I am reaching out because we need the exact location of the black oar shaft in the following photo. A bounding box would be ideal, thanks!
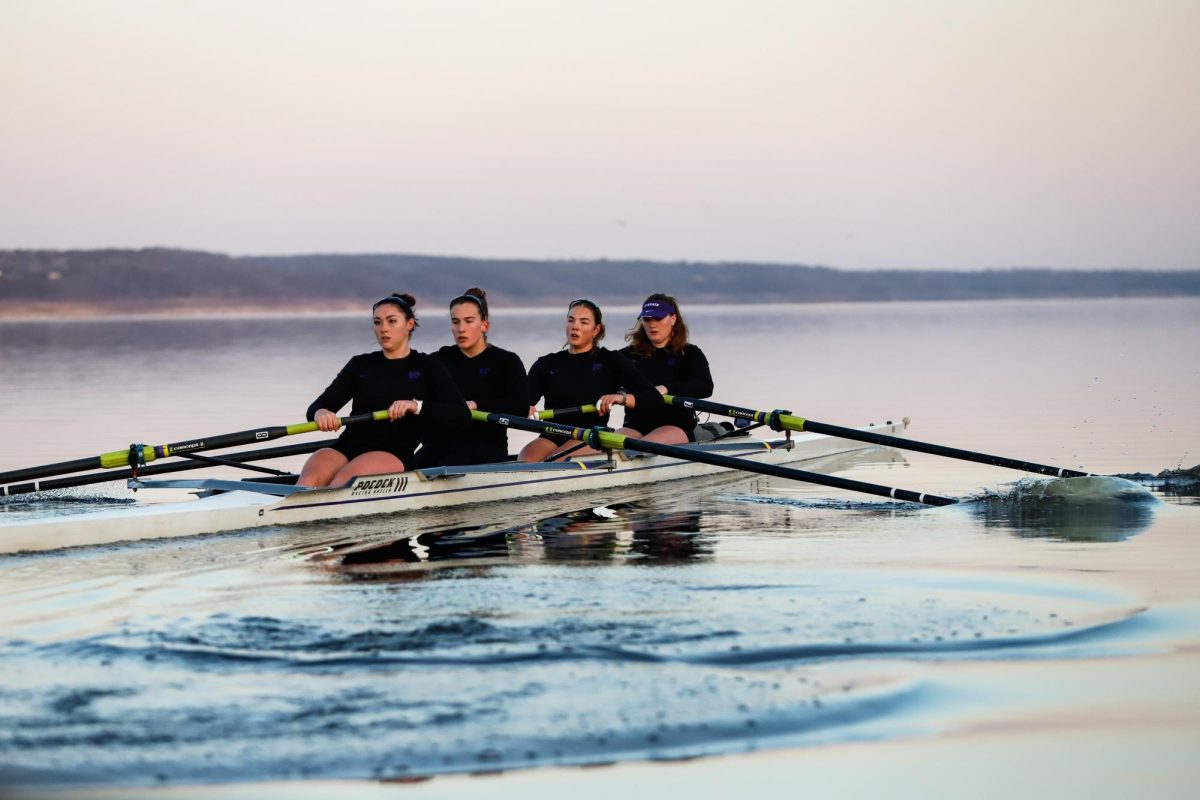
[802,419,1089,478]
[1,440,328,497]
[0,455,105,485]
[471,410,956,507]
[666,396,1091,479]
[0,410,387,484]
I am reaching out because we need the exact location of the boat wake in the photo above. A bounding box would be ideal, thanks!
[0,585,1150,787]
[40,603,1143,670]
[720,494,919,512]
[0,490,134,525]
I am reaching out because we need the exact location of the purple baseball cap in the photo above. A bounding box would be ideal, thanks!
[639,299,675,319]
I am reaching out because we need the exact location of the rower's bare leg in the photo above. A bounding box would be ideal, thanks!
[519,437,561,462]
[330,452,406,486]
[641,425,689,445]
[616,425,688,445]
[297,448,348,487]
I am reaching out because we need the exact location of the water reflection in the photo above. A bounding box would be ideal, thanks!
[312,525,511,580]
[311,502,710,578]
[629,509,708,564]
[969,494,1159,542]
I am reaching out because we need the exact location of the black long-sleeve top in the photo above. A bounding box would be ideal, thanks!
[306,350,470,466]
[527,346,663,431]
[419,344,529,466]
[618,344,713,434]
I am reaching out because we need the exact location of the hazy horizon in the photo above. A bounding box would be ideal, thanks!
[2,1,1197,271]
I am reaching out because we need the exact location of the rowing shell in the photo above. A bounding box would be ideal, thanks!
[0,420,907,555]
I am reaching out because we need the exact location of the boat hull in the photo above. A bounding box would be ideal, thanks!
[1,422,906,554]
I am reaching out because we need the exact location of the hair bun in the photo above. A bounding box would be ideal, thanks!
[395,292,417,308]
[463,287,486,300]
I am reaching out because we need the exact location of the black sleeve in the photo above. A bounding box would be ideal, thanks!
[494,351,531,415]
[668,345,714,399]
[419,356,471,427]
[609,349,664,411]
[527,356,547,408]
[306,357,358,420]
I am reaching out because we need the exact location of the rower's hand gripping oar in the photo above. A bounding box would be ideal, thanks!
[0,410,390,487]
[472,409,957,507]
[665,395,1093,479]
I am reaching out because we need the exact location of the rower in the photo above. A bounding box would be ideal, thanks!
[415,288,529,467]
[613,293,714,445]
[520,299,663,462]
[297,292,470,487]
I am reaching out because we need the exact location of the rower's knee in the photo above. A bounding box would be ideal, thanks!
[331,452,406,486]
[519,439,555,462]
[297,448,347,487]
[645,426,688,445]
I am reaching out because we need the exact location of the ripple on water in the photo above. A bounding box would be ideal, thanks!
[0,563,1150,787]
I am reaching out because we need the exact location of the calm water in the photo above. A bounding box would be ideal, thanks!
[0,298,1198,790]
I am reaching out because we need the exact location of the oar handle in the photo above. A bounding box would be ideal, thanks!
[665,395,1092,479]
[535,404,599,421]
[277,410,390,438]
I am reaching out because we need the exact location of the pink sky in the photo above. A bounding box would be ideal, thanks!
[1,0,1197,269]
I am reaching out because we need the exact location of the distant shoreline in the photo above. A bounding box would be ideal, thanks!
[0,299,366,320]
[3,294,1198,322]
[2,248,1197,318]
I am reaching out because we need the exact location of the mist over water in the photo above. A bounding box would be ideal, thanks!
[1,298,1198,789]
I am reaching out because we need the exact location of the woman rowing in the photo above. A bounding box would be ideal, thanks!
[615,293,713,444]
[520,298,662,462]
[297,293,470,487]
[416,288,529,466]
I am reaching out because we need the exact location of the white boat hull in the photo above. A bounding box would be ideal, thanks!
[1,422,907,554]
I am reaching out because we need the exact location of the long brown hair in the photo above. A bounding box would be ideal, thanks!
[625,292,688,356]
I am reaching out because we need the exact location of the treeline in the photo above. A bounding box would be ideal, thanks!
[1,248,1197,314]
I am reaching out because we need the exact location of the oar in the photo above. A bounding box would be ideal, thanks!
[471,409,957,507]
[1,441,330,497]
[0,411,390,485]
[536,404,598,420]
[533,404,601,462]
[665,395,1092,479]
